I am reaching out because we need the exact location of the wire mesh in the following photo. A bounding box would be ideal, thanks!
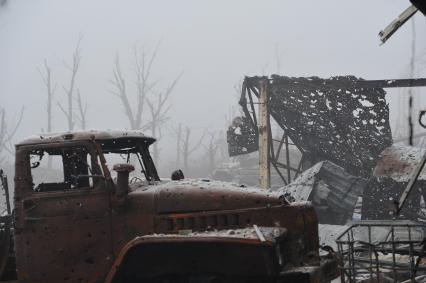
[337,221,426,283]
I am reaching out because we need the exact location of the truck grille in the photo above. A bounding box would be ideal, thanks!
[164,213,240,232]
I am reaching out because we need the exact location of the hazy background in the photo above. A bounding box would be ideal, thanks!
[1,0,426,176]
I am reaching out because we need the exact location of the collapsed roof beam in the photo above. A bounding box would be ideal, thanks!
[357,78,426,89]
[264,78,426,90]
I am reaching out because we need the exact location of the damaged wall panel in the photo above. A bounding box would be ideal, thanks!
[230,75,393,178]
[361,145,426,220]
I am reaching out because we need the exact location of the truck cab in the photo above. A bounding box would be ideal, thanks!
[7,130,335,283]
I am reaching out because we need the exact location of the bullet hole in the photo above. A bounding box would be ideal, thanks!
[85,257,95,264]
[87,233,92,238]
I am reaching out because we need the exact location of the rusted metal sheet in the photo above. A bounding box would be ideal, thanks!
[373,144,426,182]
[8,130,333,282]
[105,226,335,283]
[104,227,287,283]
[280,161,367,225]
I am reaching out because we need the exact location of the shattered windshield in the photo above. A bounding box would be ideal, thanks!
[99,139,159,183]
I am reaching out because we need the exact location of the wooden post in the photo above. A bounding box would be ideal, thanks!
[259,79,270,189]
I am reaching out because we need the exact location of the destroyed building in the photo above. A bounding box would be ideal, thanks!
[224,75,426,224]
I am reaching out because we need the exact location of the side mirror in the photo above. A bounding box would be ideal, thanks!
[171,169,184,180]
[113,163,135,197]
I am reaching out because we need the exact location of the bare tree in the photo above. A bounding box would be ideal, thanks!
[109,44,159,130]
[202,131,221,173]
[38,59,57,168]
[58,38,82,131]
[38,59,56,134]
[0,107,24,165]
[76,89,88,130]
[174,123,182,168]
[180,126,205,174]
[146,73,182,164]
[109,43,183,165]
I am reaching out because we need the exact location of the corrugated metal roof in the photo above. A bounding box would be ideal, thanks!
[279,161,367,224]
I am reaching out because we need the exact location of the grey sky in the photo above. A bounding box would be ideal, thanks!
[1,1,426,163]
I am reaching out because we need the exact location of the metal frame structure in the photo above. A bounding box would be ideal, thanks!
[239,76,426,188]
[336,221,426,283]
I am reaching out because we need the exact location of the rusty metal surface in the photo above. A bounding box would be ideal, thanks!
[104,226,326,283]
[104,227,285,283]
[135,179,284,214]
[373,144,426,182]
[16,130,155,146]
[0,216,12,281]
[10,130,328,283]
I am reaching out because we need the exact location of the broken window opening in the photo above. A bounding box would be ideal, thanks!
[99,141,159,185]
[30,145,98,192]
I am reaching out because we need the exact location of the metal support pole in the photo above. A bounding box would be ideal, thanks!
[259,79,270,189]
[285,133,291,183]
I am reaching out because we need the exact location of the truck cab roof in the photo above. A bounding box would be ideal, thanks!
[16,130,156,148]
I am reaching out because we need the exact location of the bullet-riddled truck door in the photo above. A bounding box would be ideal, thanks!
[16,142,113,283]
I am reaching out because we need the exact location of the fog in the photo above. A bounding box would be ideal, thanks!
[1,0,426,176]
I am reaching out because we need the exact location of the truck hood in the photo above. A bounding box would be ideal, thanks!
[128,179,285,214]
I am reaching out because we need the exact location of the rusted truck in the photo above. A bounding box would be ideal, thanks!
[0,130,336,283]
